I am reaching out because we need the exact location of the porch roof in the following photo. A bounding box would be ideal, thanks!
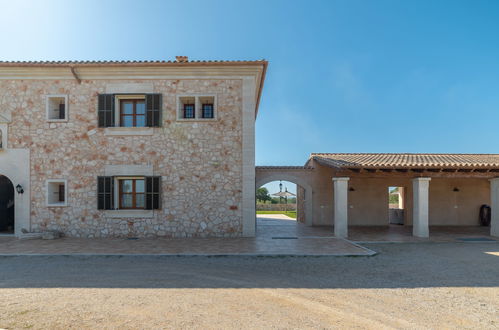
[310,153,499,171]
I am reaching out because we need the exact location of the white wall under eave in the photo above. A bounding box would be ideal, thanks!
[0,147,30,236]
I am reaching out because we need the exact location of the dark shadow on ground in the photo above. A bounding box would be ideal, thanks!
[0,243,498,289]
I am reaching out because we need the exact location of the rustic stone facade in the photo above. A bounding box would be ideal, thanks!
[0,75,252,238]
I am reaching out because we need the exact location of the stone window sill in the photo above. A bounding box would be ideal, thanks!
[176,118,218,122]
[47,119,69,123]
[47,203,68,208]
[104,127,154,136]
[104,210,154,218]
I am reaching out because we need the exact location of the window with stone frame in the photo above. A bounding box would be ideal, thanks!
[120,99,146,127]
[119,178,145,209]
[46,180,67,207]
[177,95,216,120]
[46,95,68,121]
[98,94,162,128]
[97,176,161,210]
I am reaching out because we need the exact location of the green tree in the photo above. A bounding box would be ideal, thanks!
[256,187,271,203]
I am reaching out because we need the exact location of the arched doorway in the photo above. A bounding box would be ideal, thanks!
[0,175,15,234]
[256,174,313,226]
[257,180,298,221]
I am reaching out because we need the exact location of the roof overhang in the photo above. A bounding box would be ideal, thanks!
[309,153,499,174]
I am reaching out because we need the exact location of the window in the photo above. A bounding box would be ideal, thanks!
[201,104,214,118]
[177,95,216,120]
[46,180,67,207]
[98,94,162,128]
[199,96,215,119]
[46,95,68,121]
[119,178,145,209]
[184,103,195,119]
[120,99,146,127]
[97,176,161,210]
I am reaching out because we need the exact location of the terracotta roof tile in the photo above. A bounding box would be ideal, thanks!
[0,59,267,66]
[310,153,499,169]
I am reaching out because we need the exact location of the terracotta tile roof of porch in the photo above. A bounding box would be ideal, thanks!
[310,153,499,170]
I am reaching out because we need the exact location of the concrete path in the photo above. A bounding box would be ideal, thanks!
[0,215,374,257]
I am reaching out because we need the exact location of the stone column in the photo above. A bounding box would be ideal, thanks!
[333,177,349,238]
[412,177,431,238]
[489,178,499,237]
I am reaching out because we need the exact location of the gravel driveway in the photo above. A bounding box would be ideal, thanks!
[1,242,498,329]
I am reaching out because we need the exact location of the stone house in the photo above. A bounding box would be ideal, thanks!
[0,57,267,238]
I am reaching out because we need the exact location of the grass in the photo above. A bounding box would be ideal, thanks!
[256,210,297,219]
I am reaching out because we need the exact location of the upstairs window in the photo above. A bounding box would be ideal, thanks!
[200,96,215,119]
[177,95,216,120]
[46,95,68,121]
[98,94,162,128]
[202,104,214,119]
[120,99,146,127]
[183,103,195,119]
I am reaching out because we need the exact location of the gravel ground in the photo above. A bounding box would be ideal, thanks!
[0,242,498,329]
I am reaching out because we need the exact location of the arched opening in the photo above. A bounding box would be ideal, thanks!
[257,180,298,223]
[255,172,314,239]
[0,175,15,234]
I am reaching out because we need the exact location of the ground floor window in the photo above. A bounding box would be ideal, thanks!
[98,176,161,210]
[119,178,145,209]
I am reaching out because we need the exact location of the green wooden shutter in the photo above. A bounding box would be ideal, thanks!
[97,176,114,210]
[98,94,115,127]
[145,176,161,210]
[146,94,162,127]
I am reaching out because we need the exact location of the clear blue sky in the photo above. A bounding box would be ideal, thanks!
[1,0,499,175]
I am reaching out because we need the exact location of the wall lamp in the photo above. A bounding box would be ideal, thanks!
[453,187,460,192]
[16,184,24,194]
[349,187,355,192]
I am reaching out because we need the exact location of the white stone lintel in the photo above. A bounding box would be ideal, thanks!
[412,177,431,182]
[332,177,350,182]
[105,164,153,177]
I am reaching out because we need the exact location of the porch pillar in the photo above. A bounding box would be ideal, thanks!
[490,178,499,237]
[412,177,431,238]
[333,177,349,238]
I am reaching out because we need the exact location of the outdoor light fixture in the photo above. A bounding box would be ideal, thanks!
[16,184,24,194]
[453,187,460,192]
[349,187,355,192]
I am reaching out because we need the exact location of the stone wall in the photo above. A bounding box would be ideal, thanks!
[0,78,244,237]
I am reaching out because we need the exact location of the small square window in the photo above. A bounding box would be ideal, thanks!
[177,95,216,120]
[200,96,215,119]
[178,96,196,119]
[46,180,67,207]
[46,95,68,121]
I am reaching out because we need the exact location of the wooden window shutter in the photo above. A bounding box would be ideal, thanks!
[146,94,162,127]
[98,94,115,127]
[145,176,161,210]
[97,176,114,210]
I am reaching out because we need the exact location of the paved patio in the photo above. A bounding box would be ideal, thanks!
[0,215,374,257]
[348,225,497,243]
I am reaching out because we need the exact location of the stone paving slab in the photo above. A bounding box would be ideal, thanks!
[0,236,375,257]
[0,216,376,257]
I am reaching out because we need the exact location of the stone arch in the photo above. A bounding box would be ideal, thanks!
[0,148,30,236]
[256,171,313,226]
[0,175,14,233]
